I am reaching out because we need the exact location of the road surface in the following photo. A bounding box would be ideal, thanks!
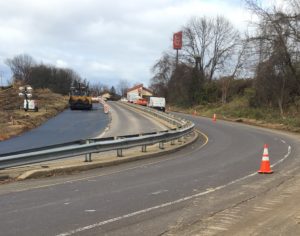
[0,104,109,154]
[0,112,298,236]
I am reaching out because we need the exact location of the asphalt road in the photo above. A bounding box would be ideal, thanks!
[101,102,167,137]
[0,104,109,155]
[0,112,297,236]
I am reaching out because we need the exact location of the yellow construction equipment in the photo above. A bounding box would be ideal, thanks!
[69,84,93,110]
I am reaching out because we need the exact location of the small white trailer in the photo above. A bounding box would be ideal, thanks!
[148,97,166,112]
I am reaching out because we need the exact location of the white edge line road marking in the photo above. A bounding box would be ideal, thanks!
[84,210,96,213]
[151,190,168,195]
[56,144,292,236]
[271,145,291,167]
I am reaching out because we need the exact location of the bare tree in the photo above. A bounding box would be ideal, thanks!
[182,16,240,82]
[117,79,130,97]
[90,82,108,96]
[220,39,249,103]
[150,53,174,97]
[5,54,36,83]
[245,0,300,115]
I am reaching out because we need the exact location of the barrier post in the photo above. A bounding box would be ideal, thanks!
[84,140,89,162]
[117,149,123,157]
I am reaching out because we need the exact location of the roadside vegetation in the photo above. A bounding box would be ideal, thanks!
[1,52,122,141]
[0,51,127,141]
[1,52,93,141]
[150,0,300,132]
[0,85,68,141]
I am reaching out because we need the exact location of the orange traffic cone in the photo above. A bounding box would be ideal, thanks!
[212,113,217,122]
[258,144,273,174]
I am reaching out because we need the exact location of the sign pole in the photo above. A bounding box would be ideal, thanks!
[176,49,179,67]
[173,31,182,68]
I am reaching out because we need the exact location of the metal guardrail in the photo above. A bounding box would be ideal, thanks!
[119,101,188,128]
[0,102,194,169]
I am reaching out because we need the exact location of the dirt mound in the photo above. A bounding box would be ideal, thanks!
[0,85,68,141]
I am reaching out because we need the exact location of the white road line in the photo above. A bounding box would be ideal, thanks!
[151,190,168,195]
[280,139,286,144]
[85,210,96,213]
[56,145,292,236]
[271,146,291,167]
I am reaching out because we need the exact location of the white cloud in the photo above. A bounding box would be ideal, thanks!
[89,62,114,72]
[55,59,68,68]
[0,0,279,86]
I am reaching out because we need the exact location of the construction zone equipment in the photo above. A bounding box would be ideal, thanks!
[258,144,273,174]
[104,104,109,114]
[19,85,38,112]
[212,113,217,122]
[69,84,93,110]
[23,99,38,112]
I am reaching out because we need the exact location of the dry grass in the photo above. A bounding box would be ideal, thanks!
[169,97,300,133]
[0,86,68,141]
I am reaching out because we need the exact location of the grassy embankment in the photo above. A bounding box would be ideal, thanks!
[171,96,300,133]
[0,85,68,141]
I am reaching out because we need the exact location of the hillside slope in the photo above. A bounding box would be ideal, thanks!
[0,85,68,141]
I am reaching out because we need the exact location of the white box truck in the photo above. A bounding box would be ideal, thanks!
[148,97,166,112]
[127,93,140,103]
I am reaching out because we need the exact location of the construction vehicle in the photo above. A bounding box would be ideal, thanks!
[69,84,93,110]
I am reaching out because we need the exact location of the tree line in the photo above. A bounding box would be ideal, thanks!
[5,54,87,95]
[150,0,300,116]
[5,54,131,99]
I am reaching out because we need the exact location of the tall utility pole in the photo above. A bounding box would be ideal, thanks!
[195,56,201,70]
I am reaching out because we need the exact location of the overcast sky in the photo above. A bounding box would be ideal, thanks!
[0,0,281,87]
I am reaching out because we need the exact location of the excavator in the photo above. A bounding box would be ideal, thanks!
[69,84,93,110]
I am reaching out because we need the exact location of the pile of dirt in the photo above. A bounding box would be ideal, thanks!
[0,84,68,141]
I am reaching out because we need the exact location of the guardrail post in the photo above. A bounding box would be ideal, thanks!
[178,137,182,143]
[117,149,123,157]
[84,140,89,162]
[171,140,175,145]
[159,141,164,149]
[142,145,147,152]
[84,140,92,162]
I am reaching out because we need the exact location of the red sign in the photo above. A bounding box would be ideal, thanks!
[173,31,182,49]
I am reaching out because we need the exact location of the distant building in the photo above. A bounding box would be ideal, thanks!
[101,92,111,101]
[126,84,153,102]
